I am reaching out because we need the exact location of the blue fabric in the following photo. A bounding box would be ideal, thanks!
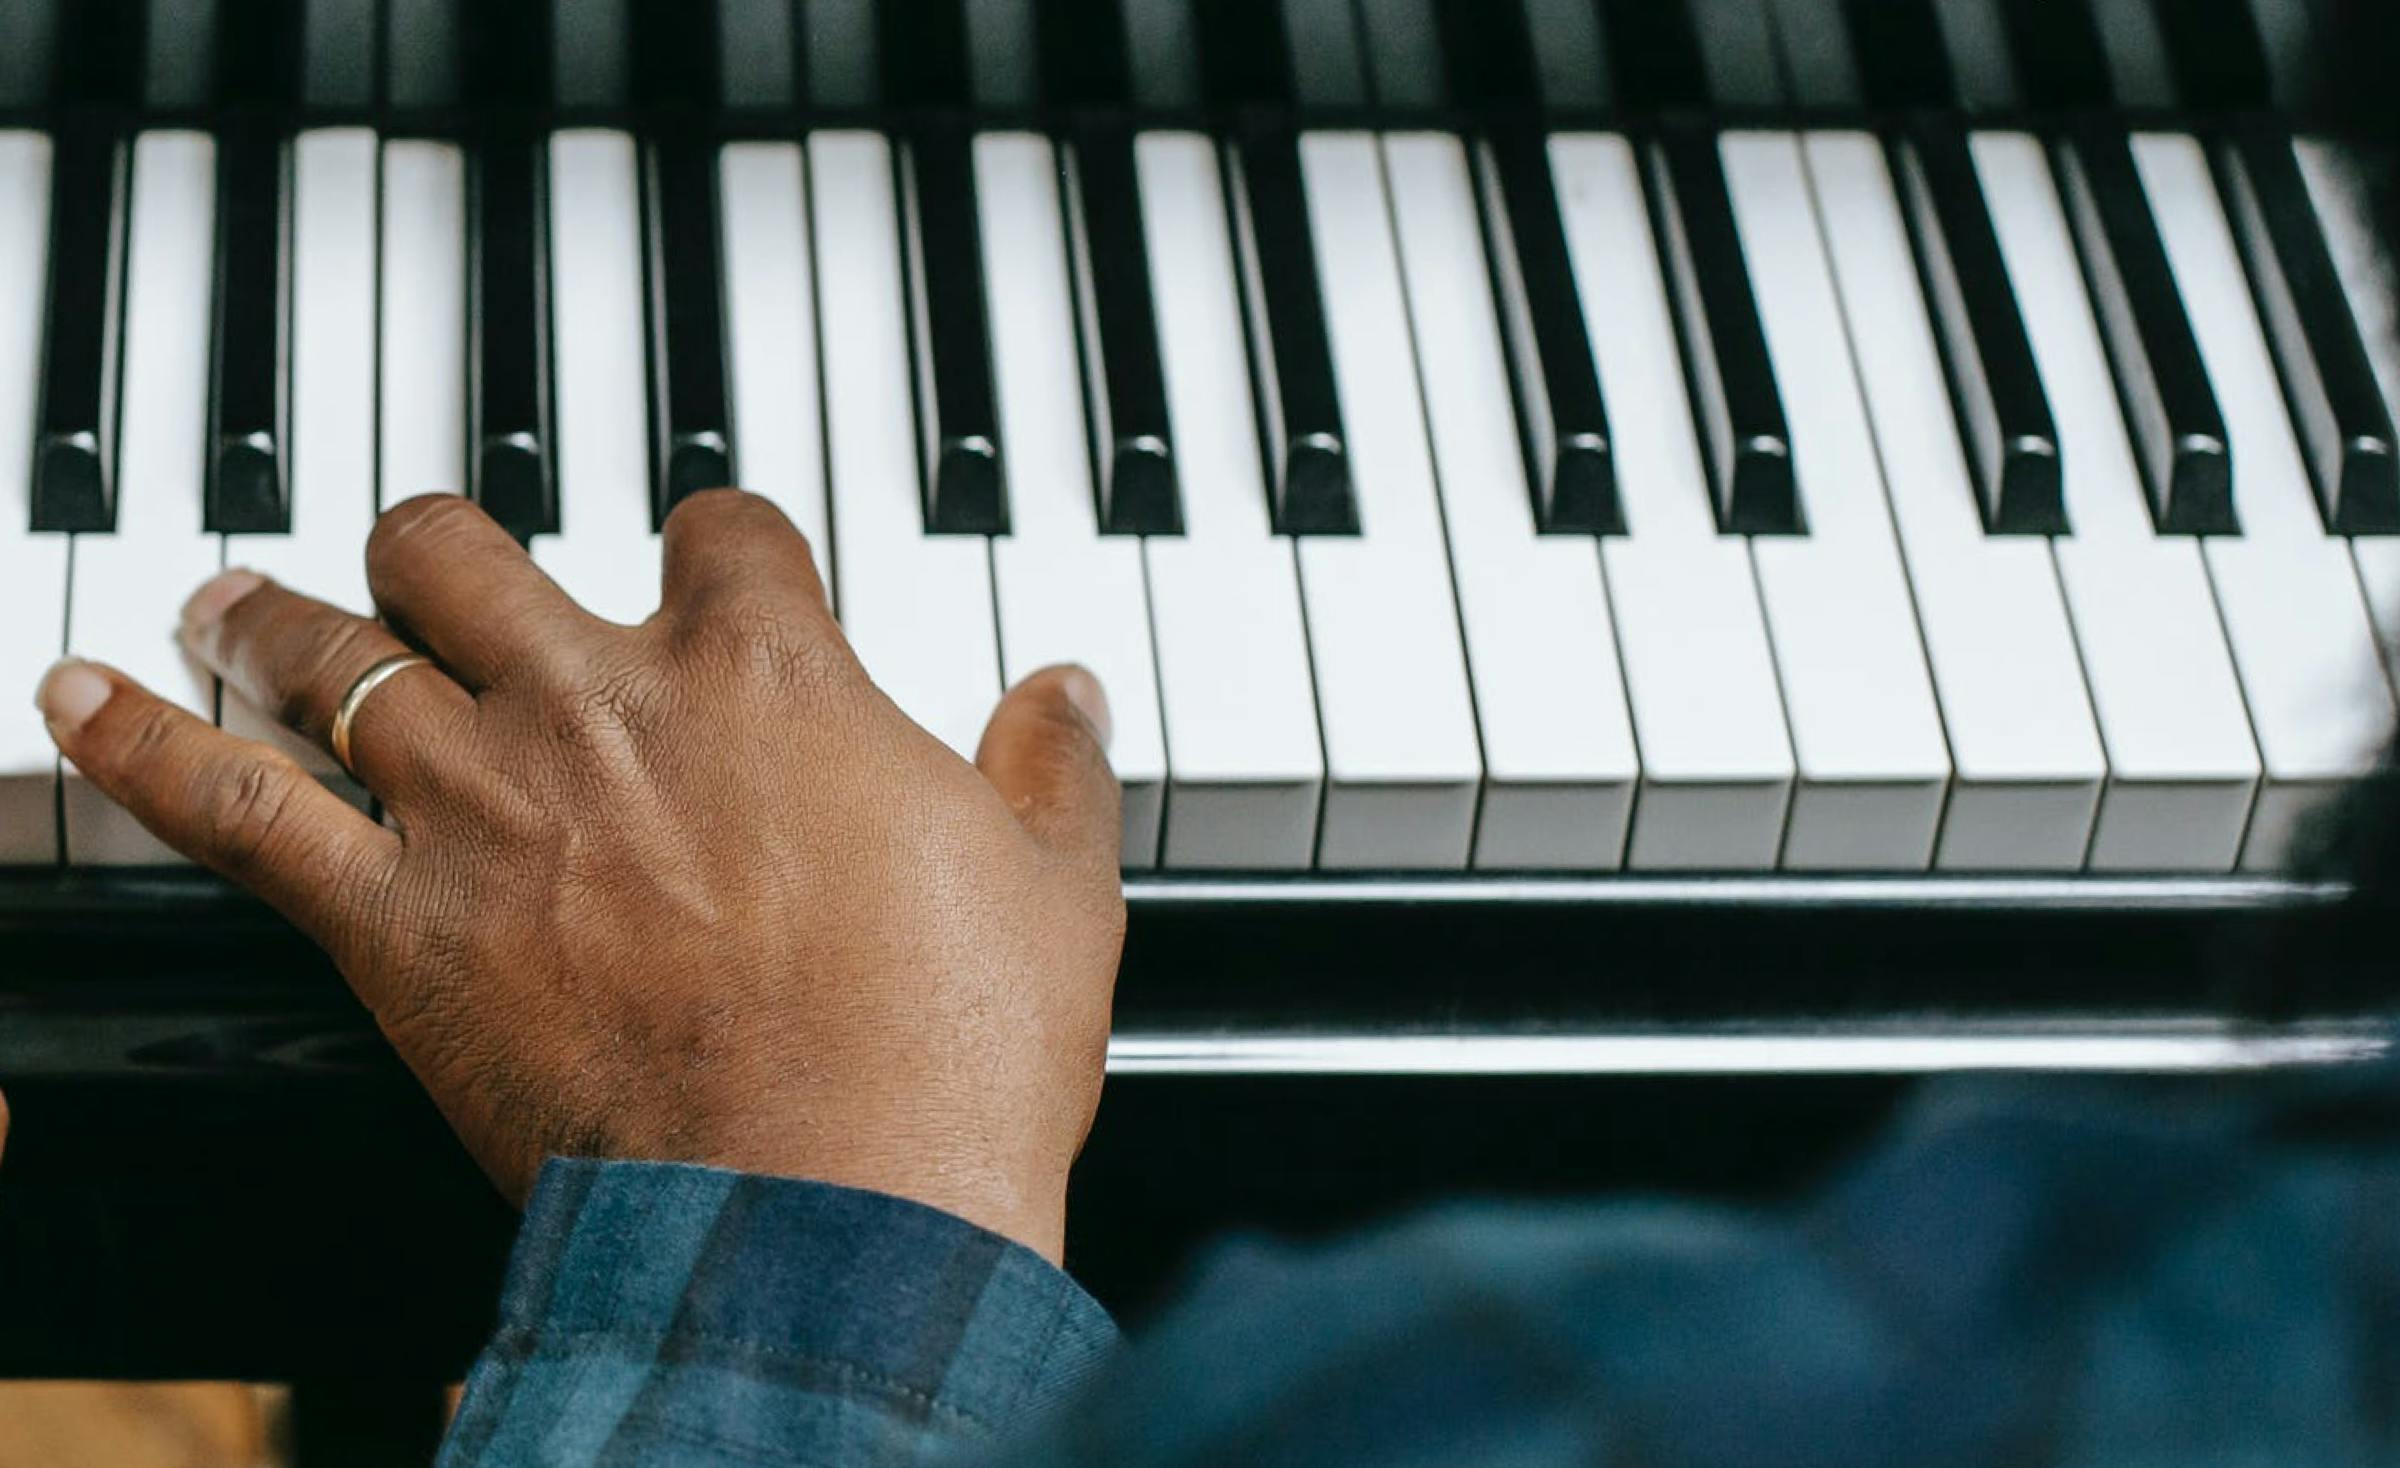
[438,1160,1118,1466]
[444,1073,2400,1466]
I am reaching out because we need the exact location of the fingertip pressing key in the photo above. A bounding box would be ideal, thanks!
[35,658,113,737]
[180,568,267,645]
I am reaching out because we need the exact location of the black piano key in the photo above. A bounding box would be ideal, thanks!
[1839,0,1955,110]
[1992,0,2113,109]
[1894,128,2065,533]
[1227,125,1355,535]
[2153,0,2272,109]
[1035,0,1133,107]
[901,128,1008,535]
[54,0,148,107]
[468,136,555,542]
[1476,128,1621,534]
[207,125,290,534]
[1643,128,1800,536]
[1067,129,1181,534]
[2054,130,2235,535]
[884,0,971,106]
[2218,135,2400,534]
[1429,0,1536,109]
[461,0,551,107]
[1197,0,1295,107]
[643,132,733,523]
[1597,0,1708,111]
[215,0,306,108]
[32,124,128,532]
[631,0,720,108]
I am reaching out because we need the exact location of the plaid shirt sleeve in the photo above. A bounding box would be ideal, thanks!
[437,1159,1118,1467]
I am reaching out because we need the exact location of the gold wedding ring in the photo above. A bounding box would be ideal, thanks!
[330,654,431,776]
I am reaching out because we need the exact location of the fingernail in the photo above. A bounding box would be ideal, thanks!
[35,660,112,735]
[1060,666,1112,751]
[180,568,263,639]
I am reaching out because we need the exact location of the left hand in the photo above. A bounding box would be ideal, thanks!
[34,490,1124,1261]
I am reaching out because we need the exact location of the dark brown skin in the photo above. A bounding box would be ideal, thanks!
[31,490,1123,1262]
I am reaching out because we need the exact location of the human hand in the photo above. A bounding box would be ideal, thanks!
[36,491,1123,1261]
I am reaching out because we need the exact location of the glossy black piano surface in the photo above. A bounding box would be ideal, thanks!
[3,0,2400,1385]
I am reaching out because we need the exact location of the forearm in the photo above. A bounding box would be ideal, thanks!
[440,1159,1118,1467]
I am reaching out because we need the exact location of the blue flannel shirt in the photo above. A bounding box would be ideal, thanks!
[441,1074,2400,1466]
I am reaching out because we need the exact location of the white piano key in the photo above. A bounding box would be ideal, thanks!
[1136,132,1324,869]
[2291,138,2400,686]
[379,139,467,501]
[718,0,799,109]
[0,0,57,108]
[1972,132,2261,871]
[0,134,66,862]
[2134,132,2396,870]
[67,131,221,865]
[808,132,1001,760]
[719,142,831,590]
[1382,132,1637,869]
[552,0,630,106]
[1803,133,2105,871]
[975,133,1168,865]
[1721,131,1950,869]
[1295,132,1481,869]
[1550,133,1795,870]
[537,130,660,628]
[224,129,379,805]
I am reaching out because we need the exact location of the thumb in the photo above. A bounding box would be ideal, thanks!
[975,665,1120,865]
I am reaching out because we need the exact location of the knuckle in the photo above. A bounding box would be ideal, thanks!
[119,700,188,775]
[684,597,849,699]
[284,619,386,732]
[370,493,485,563]
[197,756,305,874]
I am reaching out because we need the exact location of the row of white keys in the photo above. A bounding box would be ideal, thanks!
[718,141,831,587]
[224,128,380,806]
[2291,138,2400,685]
[0,134,66,861]
[1972,133,2261,871]
[975,133,1168,864]
[2132,133,2395,867]
[1294,132,1481,869]
[1721,132,1951,869]
[378,138,467,503]
[1135,133,1323,869]
[1381,132,1637,869]
[1551,134,1794,870]
[809,132,1000,760]
[66,130,222,864]
[539,130,659,628]
[1803,133,2106,870]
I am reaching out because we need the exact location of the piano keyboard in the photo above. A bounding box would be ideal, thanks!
[1,0,2396,877]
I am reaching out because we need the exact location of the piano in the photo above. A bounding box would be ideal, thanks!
[0,0,2395,1394]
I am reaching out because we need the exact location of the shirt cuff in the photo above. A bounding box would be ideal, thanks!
[440,1158,1118,1466]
